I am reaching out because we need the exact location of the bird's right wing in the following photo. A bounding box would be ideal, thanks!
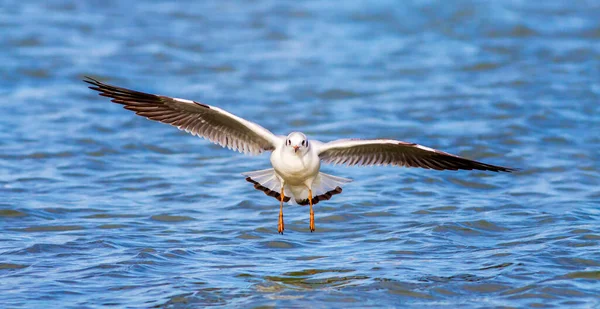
[85,77,281,155]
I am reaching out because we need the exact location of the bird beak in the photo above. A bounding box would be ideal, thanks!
[293,146,299,153]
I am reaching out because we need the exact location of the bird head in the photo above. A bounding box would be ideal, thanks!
[285,132,309,155]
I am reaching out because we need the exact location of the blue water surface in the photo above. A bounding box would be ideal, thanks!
[1,1,599,308]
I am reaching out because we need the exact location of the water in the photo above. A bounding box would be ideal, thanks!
[1,1,599,308]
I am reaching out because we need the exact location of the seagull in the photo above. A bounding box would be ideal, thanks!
[84,77,515,234]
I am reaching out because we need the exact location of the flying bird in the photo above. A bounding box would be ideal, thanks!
[84,77,515,234]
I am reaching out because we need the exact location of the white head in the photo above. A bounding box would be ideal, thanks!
[285,132,310,155]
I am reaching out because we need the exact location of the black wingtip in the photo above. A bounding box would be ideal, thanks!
[83,75,97,83]
[83,76,103,89]
[478,164,519,173]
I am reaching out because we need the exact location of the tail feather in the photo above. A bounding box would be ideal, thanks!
[297,172,352,205]
[243,169,290,202]
[244,169,352,205]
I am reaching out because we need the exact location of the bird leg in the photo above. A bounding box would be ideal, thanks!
[309,188,315,232]
[278,187,285,234]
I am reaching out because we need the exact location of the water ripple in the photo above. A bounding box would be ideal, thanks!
[1,0,599,308]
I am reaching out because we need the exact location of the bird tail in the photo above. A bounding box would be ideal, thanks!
[243,169,352,205]
[243,168,290,202]
[295,172,352,205]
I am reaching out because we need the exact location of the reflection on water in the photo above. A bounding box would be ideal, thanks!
[1,0,600,308]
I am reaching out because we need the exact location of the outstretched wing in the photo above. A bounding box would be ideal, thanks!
[317,139,515,172]
[84,77,280,155]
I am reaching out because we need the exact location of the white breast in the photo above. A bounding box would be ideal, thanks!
[270,146,320,185]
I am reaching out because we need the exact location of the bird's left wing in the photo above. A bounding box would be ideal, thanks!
[84,77,280,155]
[317,139,515,172]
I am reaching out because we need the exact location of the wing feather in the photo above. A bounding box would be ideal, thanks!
[84,77,279,155]
[318,139,515,172]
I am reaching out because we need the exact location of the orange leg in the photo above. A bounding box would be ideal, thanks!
[309,189,315,232]
[278,187,285,234]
